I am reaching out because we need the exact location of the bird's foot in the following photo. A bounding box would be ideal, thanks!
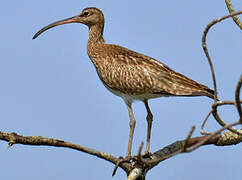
[112,156,133,176]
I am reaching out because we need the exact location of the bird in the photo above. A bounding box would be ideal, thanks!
[33,7,215,158]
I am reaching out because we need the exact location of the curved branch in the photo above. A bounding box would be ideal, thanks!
[187,121,241,151]
[202,10,242,101]
[225,0,242,29]
[200,110,213,135]
[235,75,242,121]
[202,10,242,133]
[212,100,242,135]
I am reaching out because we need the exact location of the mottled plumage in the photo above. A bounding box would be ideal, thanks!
[33,7,215,157]
[89,43,214,99]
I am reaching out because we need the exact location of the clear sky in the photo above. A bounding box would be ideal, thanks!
[1,1,241,180]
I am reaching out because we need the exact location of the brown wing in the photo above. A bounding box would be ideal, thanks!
[93,44,215,99]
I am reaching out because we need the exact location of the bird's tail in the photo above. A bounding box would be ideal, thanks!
[203,87,220,101]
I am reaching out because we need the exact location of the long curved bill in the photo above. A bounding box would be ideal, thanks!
[33,16,79,39]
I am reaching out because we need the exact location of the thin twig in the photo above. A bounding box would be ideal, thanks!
[225,0,242,30]
[112,156,130,177]
[143,135,216,167]
[202,10,242,101]
[138,142,144,158]
[235,75,242,122]
[146,126,196,166]
[137,142,146,164]
[200,110,213,135]
[187,121,240,152]
[147,119,241,167]
[202,11,242,132]
[201,101,242,135]
[183,126,195,151]
[212,100,242,135]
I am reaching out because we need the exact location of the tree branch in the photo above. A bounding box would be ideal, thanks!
[225,0,242,30]
[235,75,242,122]
[0,131,132,173]
[202,10,242,101]
[1,122,241,179]
[202,10,242,135]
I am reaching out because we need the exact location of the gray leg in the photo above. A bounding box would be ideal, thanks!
[125,100,136,158]
[144,100,153,154]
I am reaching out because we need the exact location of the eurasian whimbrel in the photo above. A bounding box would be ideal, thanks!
[33,7,215,157]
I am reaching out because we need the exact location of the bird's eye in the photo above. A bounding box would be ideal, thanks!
[83,11,89,16]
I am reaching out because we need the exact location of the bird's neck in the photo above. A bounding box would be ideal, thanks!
[87,23,106,67]
[87,23,105,48]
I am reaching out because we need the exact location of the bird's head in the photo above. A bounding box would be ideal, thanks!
[33,7,104,39]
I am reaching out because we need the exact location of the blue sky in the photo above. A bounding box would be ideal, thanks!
[1,1,241,180]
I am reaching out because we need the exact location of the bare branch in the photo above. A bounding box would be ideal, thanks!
[183,126,195,151]
[143,121,241,168]
[235,75,242,122]
[137,142,146,164]
[144,128,217,166]
[1,120,241,178]
[212,100,242,135]
[202,10,242,101]
[202,11,242,134]
[187,121,241,151]
[0,131,132,173]
[200,110,213,135]
[225,0,242,29]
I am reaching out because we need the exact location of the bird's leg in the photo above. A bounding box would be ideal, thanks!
[125,101,136,158]
[144,100,153,154]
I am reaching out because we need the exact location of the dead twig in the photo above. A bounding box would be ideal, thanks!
[225,0,242,29]
[202,10,242,101]
[212,100,242,135]
[200,110,213,135]
[202,10,242,133]
[183,126,196,151]
[187,121,240,152]
[144,121,241,167]
[235,75,242,122]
